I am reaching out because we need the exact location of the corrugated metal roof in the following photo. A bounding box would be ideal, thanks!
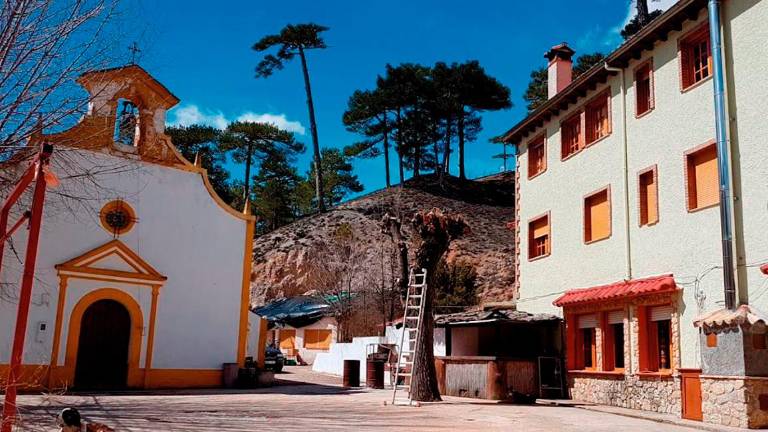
[553,274,677,307]
[435,309,560,326]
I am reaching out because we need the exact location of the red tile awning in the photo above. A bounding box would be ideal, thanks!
[553,274,677,307]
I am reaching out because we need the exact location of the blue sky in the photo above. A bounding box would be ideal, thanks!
[128,0,674,195]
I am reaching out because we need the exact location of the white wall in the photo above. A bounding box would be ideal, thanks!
[0,149,248,371]
[313,326,446,383]
[247,314,266,362]
[312,336,386,382]
[515,2,768,369]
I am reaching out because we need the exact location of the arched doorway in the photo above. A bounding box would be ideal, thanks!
[74,299,131,389]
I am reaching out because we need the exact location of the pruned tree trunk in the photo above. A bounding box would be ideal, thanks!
[298,46,325,212]
[409,209,469,402]
[382,213,409,297]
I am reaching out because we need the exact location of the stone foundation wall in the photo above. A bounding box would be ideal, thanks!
[570,375,681,414]
[702,376,768,429]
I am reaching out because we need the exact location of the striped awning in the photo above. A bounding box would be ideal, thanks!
[553,274,677,307]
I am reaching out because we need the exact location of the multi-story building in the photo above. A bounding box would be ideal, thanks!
[496,0,768,428]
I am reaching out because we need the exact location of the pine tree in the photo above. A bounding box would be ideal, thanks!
[219,121,304,203]
[377,64,432,183]
[621,0,663,39]
[453,61,511,179]
[166,125,234,204]
[253,23,329,211]
[342,89,392,187]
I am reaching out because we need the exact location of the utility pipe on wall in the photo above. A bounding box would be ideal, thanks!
[708,0,737,310]
[604,63,632,281]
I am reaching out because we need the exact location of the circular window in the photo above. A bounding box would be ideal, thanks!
[99,200,136,236]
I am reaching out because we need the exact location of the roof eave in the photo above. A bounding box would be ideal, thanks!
[494,0,708,145]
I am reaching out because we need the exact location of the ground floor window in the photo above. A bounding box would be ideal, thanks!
[603,310,625,371]
[640,304,673,372]
[576,314,598,370]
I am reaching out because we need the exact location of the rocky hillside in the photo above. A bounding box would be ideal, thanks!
[249,173,516,306]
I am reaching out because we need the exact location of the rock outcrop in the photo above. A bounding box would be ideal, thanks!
[250,173,516,306]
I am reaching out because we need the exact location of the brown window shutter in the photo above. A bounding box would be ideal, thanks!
[681,42,692,89]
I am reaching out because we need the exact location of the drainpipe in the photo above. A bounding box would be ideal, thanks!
[708,0,737,310]
[604,63,632,281]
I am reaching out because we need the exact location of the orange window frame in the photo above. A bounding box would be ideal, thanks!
[680,24,712,91]
[585,91,610,145]
[601,311,625,372]
[638,165,659,226]
[634,60,654,117]
[637,304,674,373]
[560,113,582,160]
[573,315,597,371]
[527,135,547,179]
[685,141,719,212]
[528,212,551,260]
[584,186,611,244]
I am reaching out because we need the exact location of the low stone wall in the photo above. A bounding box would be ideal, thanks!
[701,375,768,429]
[569,374,681,414]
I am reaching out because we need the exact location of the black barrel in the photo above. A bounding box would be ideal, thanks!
[343,359,360,387]
[366,359,385,389]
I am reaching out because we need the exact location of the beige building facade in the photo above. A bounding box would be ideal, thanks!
[498,0,768,427]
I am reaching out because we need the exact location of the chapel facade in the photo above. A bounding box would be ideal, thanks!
[0,65,257,390]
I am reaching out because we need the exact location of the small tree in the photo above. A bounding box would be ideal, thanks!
[409,209,469,402]
[251,150,302,233]
[296,148,363,213]
[253,23,329,211]
[166,125,235,204]
[433,260,479,314]
[523,53,606,112]
[309,223,372,342]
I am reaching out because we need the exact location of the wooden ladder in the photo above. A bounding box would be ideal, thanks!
[391,268,427,406]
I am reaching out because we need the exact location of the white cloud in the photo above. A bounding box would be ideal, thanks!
[235,112,306,135]
[170,104,228,130]
[589,0,679,52]
[169,104,306,135]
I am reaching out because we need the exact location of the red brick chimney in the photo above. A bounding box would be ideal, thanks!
[545,43,575,99]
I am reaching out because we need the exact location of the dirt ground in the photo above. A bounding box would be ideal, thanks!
[9,366,707,431]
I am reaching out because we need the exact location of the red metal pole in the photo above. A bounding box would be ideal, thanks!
[1,146,51,432]
[0,166,36,274]
[0,213,31,245]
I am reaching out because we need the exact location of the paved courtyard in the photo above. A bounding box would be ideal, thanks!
[10,367,709,431]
